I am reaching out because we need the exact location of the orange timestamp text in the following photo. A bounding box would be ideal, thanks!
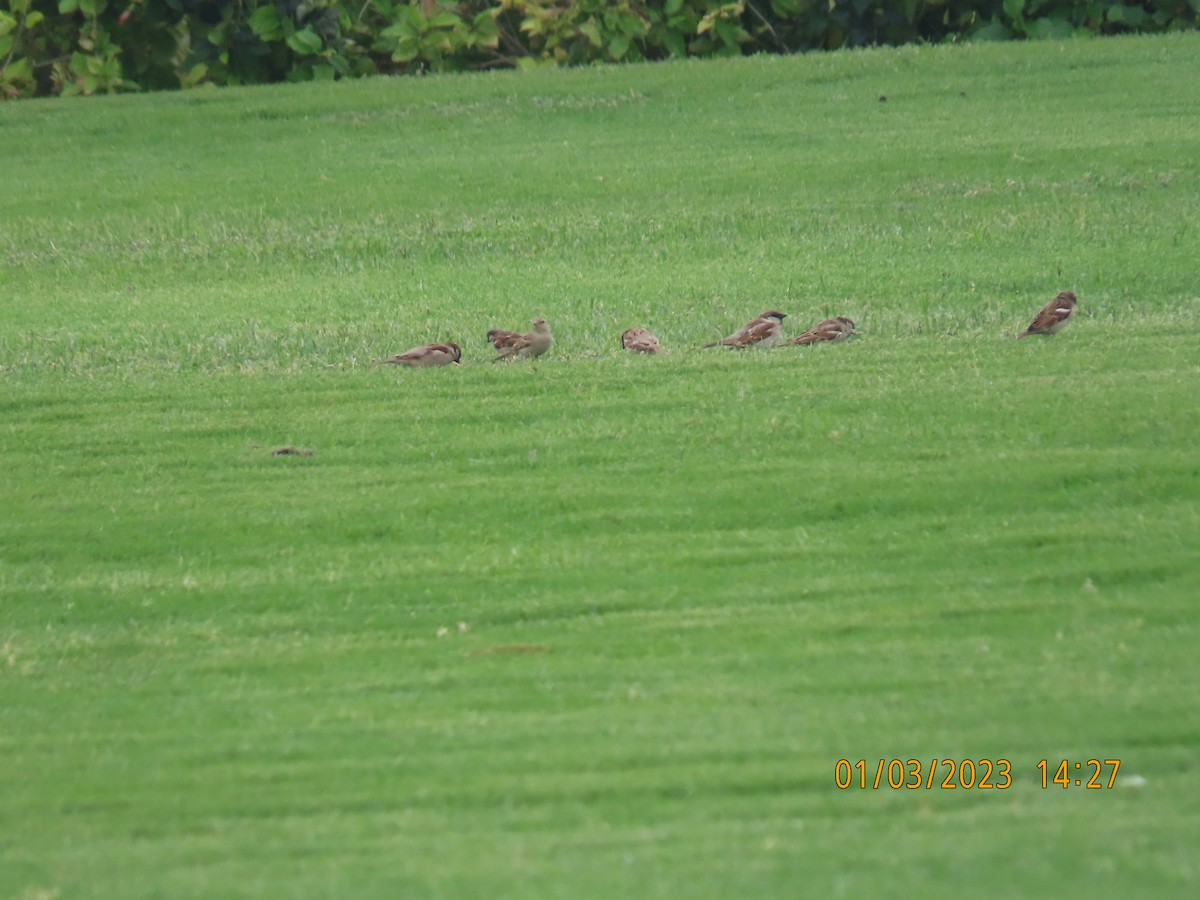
[1037,758,1121,789]
[835,758,1012,790]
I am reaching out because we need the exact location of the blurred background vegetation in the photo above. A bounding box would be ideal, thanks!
[2,0,1198,100]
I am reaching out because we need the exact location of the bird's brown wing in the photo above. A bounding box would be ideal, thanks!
[494,331,534,359]
[626,336,660,353]
[623,328,661,352]
[1023,302,1072,335]
[729,318,773,347]
[621,328,649,349]
[487,329,524,350]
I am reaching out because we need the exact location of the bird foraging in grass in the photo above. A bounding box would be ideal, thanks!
[1019,291,1076,338]
[620,327,664,354]
[493,318,553,360]
[703,310,787,349]
[786,316,860,345]
[374,342,462,367]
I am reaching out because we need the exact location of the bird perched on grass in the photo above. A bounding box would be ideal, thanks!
[786,316,860,345]
[493,317,553,360]
[703,310,787,349]
[1019,291,1077,338]
[620,327,664,354]
[373,342,461,367]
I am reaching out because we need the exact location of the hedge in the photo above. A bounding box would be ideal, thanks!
[1,1,1197,100]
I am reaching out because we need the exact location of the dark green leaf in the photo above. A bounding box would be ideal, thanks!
[286,27,324,57]
[969,20,1012,41]
[1026,16,1075,39]
[248,7,283,42]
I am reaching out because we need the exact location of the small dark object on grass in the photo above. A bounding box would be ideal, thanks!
[468,644,549,656]
[879,95,887,102]
[272,446,313,457]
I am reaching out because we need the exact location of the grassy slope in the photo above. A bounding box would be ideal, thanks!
[2,33,1199,899]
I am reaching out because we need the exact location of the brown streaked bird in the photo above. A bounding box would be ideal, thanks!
[493,317,553,361]
[486,328,524,351]
[702,310,787,349]
[374,342,462,367]
[786,316,860,345]
[620,327,664,354]
[1019,291,1077,338]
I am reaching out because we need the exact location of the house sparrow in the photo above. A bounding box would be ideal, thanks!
[620,327,664,354]
[786,316,860,345]
[1019,291,1077,337]
[486,328,524,351]
[374,342,462,367]
[703,310,787,348]
[493,317,553,360]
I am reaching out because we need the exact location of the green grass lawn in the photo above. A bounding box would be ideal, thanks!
[2,32,1199,899]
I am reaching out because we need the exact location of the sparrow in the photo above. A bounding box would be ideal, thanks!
[703,310,787,349]
[374,342,461,367]
[493,317,553,360]
[486,328,524,351]
[620,327,664,354]
[786,316,860,345]
[1019,291,1077,338]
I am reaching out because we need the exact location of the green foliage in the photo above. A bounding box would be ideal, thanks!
[372,0,499,73]
[495,0,655,64]
[957,0,1200,42]
[1,0,1198,98]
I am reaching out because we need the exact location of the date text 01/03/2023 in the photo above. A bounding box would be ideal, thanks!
[834,759,1122,790]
